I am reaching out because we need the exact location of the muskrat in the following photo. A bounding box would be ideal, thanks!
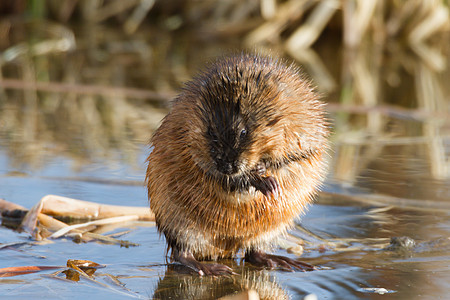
[146,54,329,275]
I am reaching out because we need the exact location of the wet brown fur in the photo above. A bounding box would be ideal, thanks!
[146,54,329,261]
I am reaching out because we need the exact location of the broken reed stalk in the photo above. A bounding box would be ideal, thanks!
[33,194,154,221]
[0,195,153,245]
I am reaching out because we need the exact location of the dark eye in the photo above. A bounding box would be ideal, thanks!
[239,128,247,139]
[208,127,218,142]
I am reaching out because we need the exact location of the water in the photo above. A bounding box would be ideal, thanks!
[1,142,449,299]
[1,19,449,299]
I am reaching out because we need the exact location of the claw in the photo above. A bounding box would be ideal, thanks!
[266,176,280,199]
[253,176,280,199]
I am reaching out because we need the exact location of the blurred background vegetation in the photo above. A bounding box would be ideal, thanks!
[0,0,449,198]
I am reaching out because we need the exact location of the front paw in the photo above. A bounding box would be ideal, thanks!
[252,176,280,199]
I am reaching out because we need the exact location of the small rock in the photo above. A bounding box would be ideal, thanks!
[385,236,416,251]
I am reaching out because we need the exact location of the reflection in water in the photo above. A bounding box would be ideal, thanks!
[153,267,288,300]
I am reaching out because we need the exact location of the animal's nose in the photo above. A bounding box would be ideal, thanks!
[217,159,237,175]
